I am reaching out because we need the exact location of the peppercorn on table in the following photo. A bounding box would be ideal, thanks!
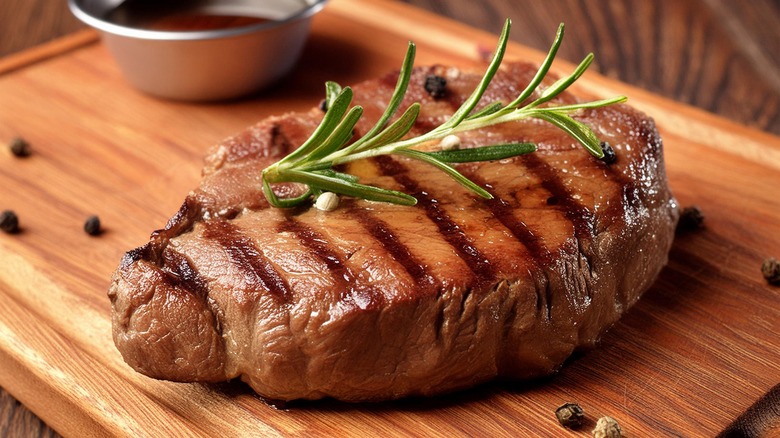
[0,0,779,436]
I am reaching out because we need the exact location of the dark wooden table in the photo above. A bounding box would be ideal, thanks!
[1,0,778,436]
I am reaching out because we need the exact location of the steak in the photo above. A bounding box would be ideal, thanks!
[109,62,679,402]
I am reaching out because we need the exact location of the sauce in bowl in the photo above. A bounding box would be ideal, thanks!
[70,0,328,100]
[147,14,269,32]
[106,0,274,32]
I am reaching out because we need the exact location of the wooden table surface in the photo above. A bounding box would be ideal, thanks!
[0,0,778,436]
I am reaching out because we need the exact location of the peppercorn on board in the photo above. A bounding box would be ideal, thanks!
[0,0,778,435]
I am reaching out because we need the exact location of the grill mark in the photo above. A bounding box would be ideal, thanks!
[520,148,650,311]
[460,166,557,319]
[161,247,210,300]
[462,169,554,266]
[159,246,225,339]
[373,156,496,289]
[276,217,352,292]
[121,197,203,271]
[203,220,292,302]
[120,243,153,269]
[350,207,436,290]
[540,275,552,320]
[521,154,596,240]
[519,153,599,316]
[162,196,201,235]
[277,216,385,310]
[263,121,295,158]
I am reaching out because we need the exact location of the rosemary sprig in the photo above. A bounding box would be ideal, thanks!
[261,20,627,208]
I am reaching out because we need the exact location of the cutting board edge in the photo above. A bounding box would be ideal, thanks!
[0,29,98,76]
[0,1,778,436]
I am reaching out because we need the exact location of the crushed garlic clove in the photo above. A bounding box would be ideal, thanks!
[592,416,622,438]
[315,192,340,211]
[440,134,461,151]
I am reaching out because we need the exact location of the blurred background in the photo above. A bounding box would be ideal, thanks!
[2,0,779,135]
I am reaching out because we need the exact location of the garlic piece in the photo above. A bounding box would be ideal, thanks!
[592,416,622,438]
[315,192,340,211]
[439,134,461,151]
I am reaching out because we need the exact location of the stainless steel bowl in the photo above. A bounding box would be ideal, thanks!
[69,0,328,101]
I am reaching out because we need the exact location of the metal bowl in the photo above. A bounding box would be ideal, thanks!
[69,0,327,101]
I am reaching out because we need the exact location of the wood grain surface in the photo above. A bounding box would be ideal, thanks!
[398,0,780,137]
[0,0,779,436]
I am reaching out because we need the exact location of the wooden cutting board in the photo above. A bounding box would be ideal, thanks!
[1,0,778,436]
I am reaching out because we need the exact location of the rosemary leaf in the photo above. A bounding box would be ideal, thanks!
[397,149,493,199]
[345,42,417,155]
[529,53,594,108]
[285,169,417,205]
[440,18,512,130]
[262,177,313,208]
[540,96,627,113]
[529,110,603,157]
[308,105,363,161]
[505,22,565,110]
[312,169,360,183]
[465,102,504,120]
[280,87,354,165]
[351,103,421,153]
[324,81,342,110]
[424,142,537,163]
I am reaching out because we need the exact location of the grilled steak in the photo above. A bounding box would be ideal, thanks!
[109,62,679,402]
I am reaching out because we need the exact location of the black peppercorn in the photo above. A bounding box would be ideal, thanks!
[424,74,447,98]
[677,205,705,231]
[762,258,780,286]
[555,402,585,429]
[600,142,616,164]
[84,215,102,236]
[1,210,20,234]
[9,137,31,157]
[319,98,328,113]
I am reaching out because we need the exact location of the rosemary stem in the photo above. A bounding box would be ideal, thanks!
[324,95,625,167]
[259,21,627,209]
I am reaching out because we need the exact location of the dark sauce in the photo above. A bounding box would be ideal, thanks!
[148,13,268,31]
[107,0,270,31]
